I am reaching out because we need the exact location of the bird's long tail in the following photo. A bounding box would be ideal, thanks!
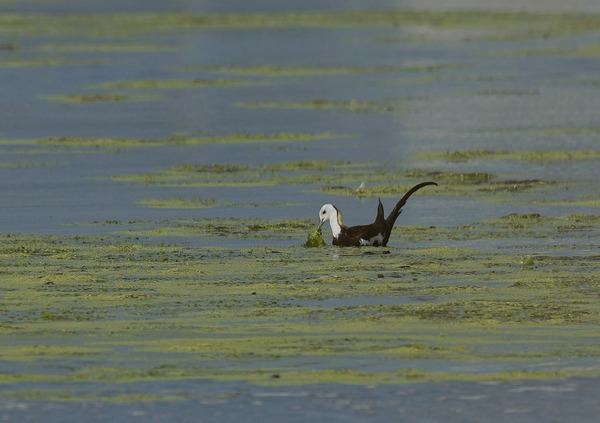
[382,181,437,245]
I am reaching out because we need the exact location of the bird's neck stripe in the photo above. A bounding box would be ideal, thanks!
[335,207,344,227]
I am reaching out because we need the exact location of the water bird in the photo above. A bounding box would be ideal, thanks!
[318,181,437,247]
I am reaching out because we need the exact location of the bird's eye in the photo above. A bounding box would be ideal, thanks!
[321,210,326,214]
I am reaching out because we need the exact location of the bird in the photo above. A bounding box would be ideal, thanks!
[318,181,437,247]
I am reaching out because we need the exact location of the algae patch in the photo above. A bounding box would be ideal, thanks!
[3,10,600,39]
[119,218,315,240]
[136,198,218,209]
[416,149,600,163]
[111,160,378,188]
[101,78,252,90]
[109,156,583,207]
[303,227,326,248]
[0,58,102,68]
[0,132,341,149]
[39,42,177,53]
[45,93,159,103]
[239,98,409,114]
[0,212,599,397]
[191,64,461,77]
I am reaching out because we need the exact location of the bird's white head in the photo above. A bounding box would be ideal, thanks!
[318,204,335,225]
[318,204,342,237]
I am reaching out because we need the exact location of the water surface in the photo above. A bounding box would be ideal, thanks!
[0,0,599,421]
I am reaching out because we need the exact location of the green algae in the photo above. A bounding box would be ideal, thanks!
[0,58,102,68]
[136,198,218,209]
[189,65,390,76]
[500,44,600,58]
[0,210,599,398]
[108,155,589,205]
[110,160,377,188]
[39,42,176,53]
[115,218,315,240]
[3,10,600,39]
[473,88,540,96]
[0,160,54,168]
[322,172,557,200]
[303,227,326,248]
[417,149,600,163]
[321,183,439,198]
[188,64,459,77]
[2,4,600,399]
[135,198,300,210]
[0,132,340,149]
[101,78,252,90]
[494,199,600,208]
[0,42,18,51]
[239,98,409,114]
[45,93,159,103]
[108,155,594,213]
[520,255,535,270]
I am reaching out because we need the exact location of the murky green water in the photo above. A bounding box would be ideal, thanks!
[1,0,599,421]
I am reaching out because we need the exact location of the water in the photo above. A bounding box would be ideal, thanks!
[1,378,599,423]
[2,1,599,236]
[1,0,599,420]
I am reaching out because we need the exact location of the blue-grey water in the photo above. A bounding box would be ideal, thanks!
[1,0,599,421]
[2,0,599,236]
[1,378,599,423]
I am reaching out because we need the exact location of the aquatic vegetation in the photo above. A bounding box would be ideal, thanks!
[303,227,326,248]
[324,173,560,199]
[2,0,600,404]
[0,58,101,68]
[415,149,600,163]
[101,78,252,89]
[136,198,218,209]
[321,183,439,198]
[0,132,340,149]
[188,65,406,76]
[111,160,380,188]
[520,255,535,269]
[195,64,464,77]
[2,10,600,39]
[473,88,540,96]
[0,210,598,398]
[239,98,409,114]
[39,42,176,53]
[499,43,600,57]
[0,42,18,51]
[119,218,315,239]
[45,93,158,103]
[0,161,54,168]
[110,156,579,205]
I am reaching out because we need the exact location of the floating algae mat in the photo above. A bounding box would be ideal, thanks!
[0,132,341,149]
[110,154,597,207]
[3,9,600,39]
[303,226,326,248]
[0,212,599,400]
[239,98,410,114]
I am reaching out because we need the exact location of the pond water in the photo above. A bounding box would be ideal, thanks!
[0,0,599,421]
[2,0,599,236]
